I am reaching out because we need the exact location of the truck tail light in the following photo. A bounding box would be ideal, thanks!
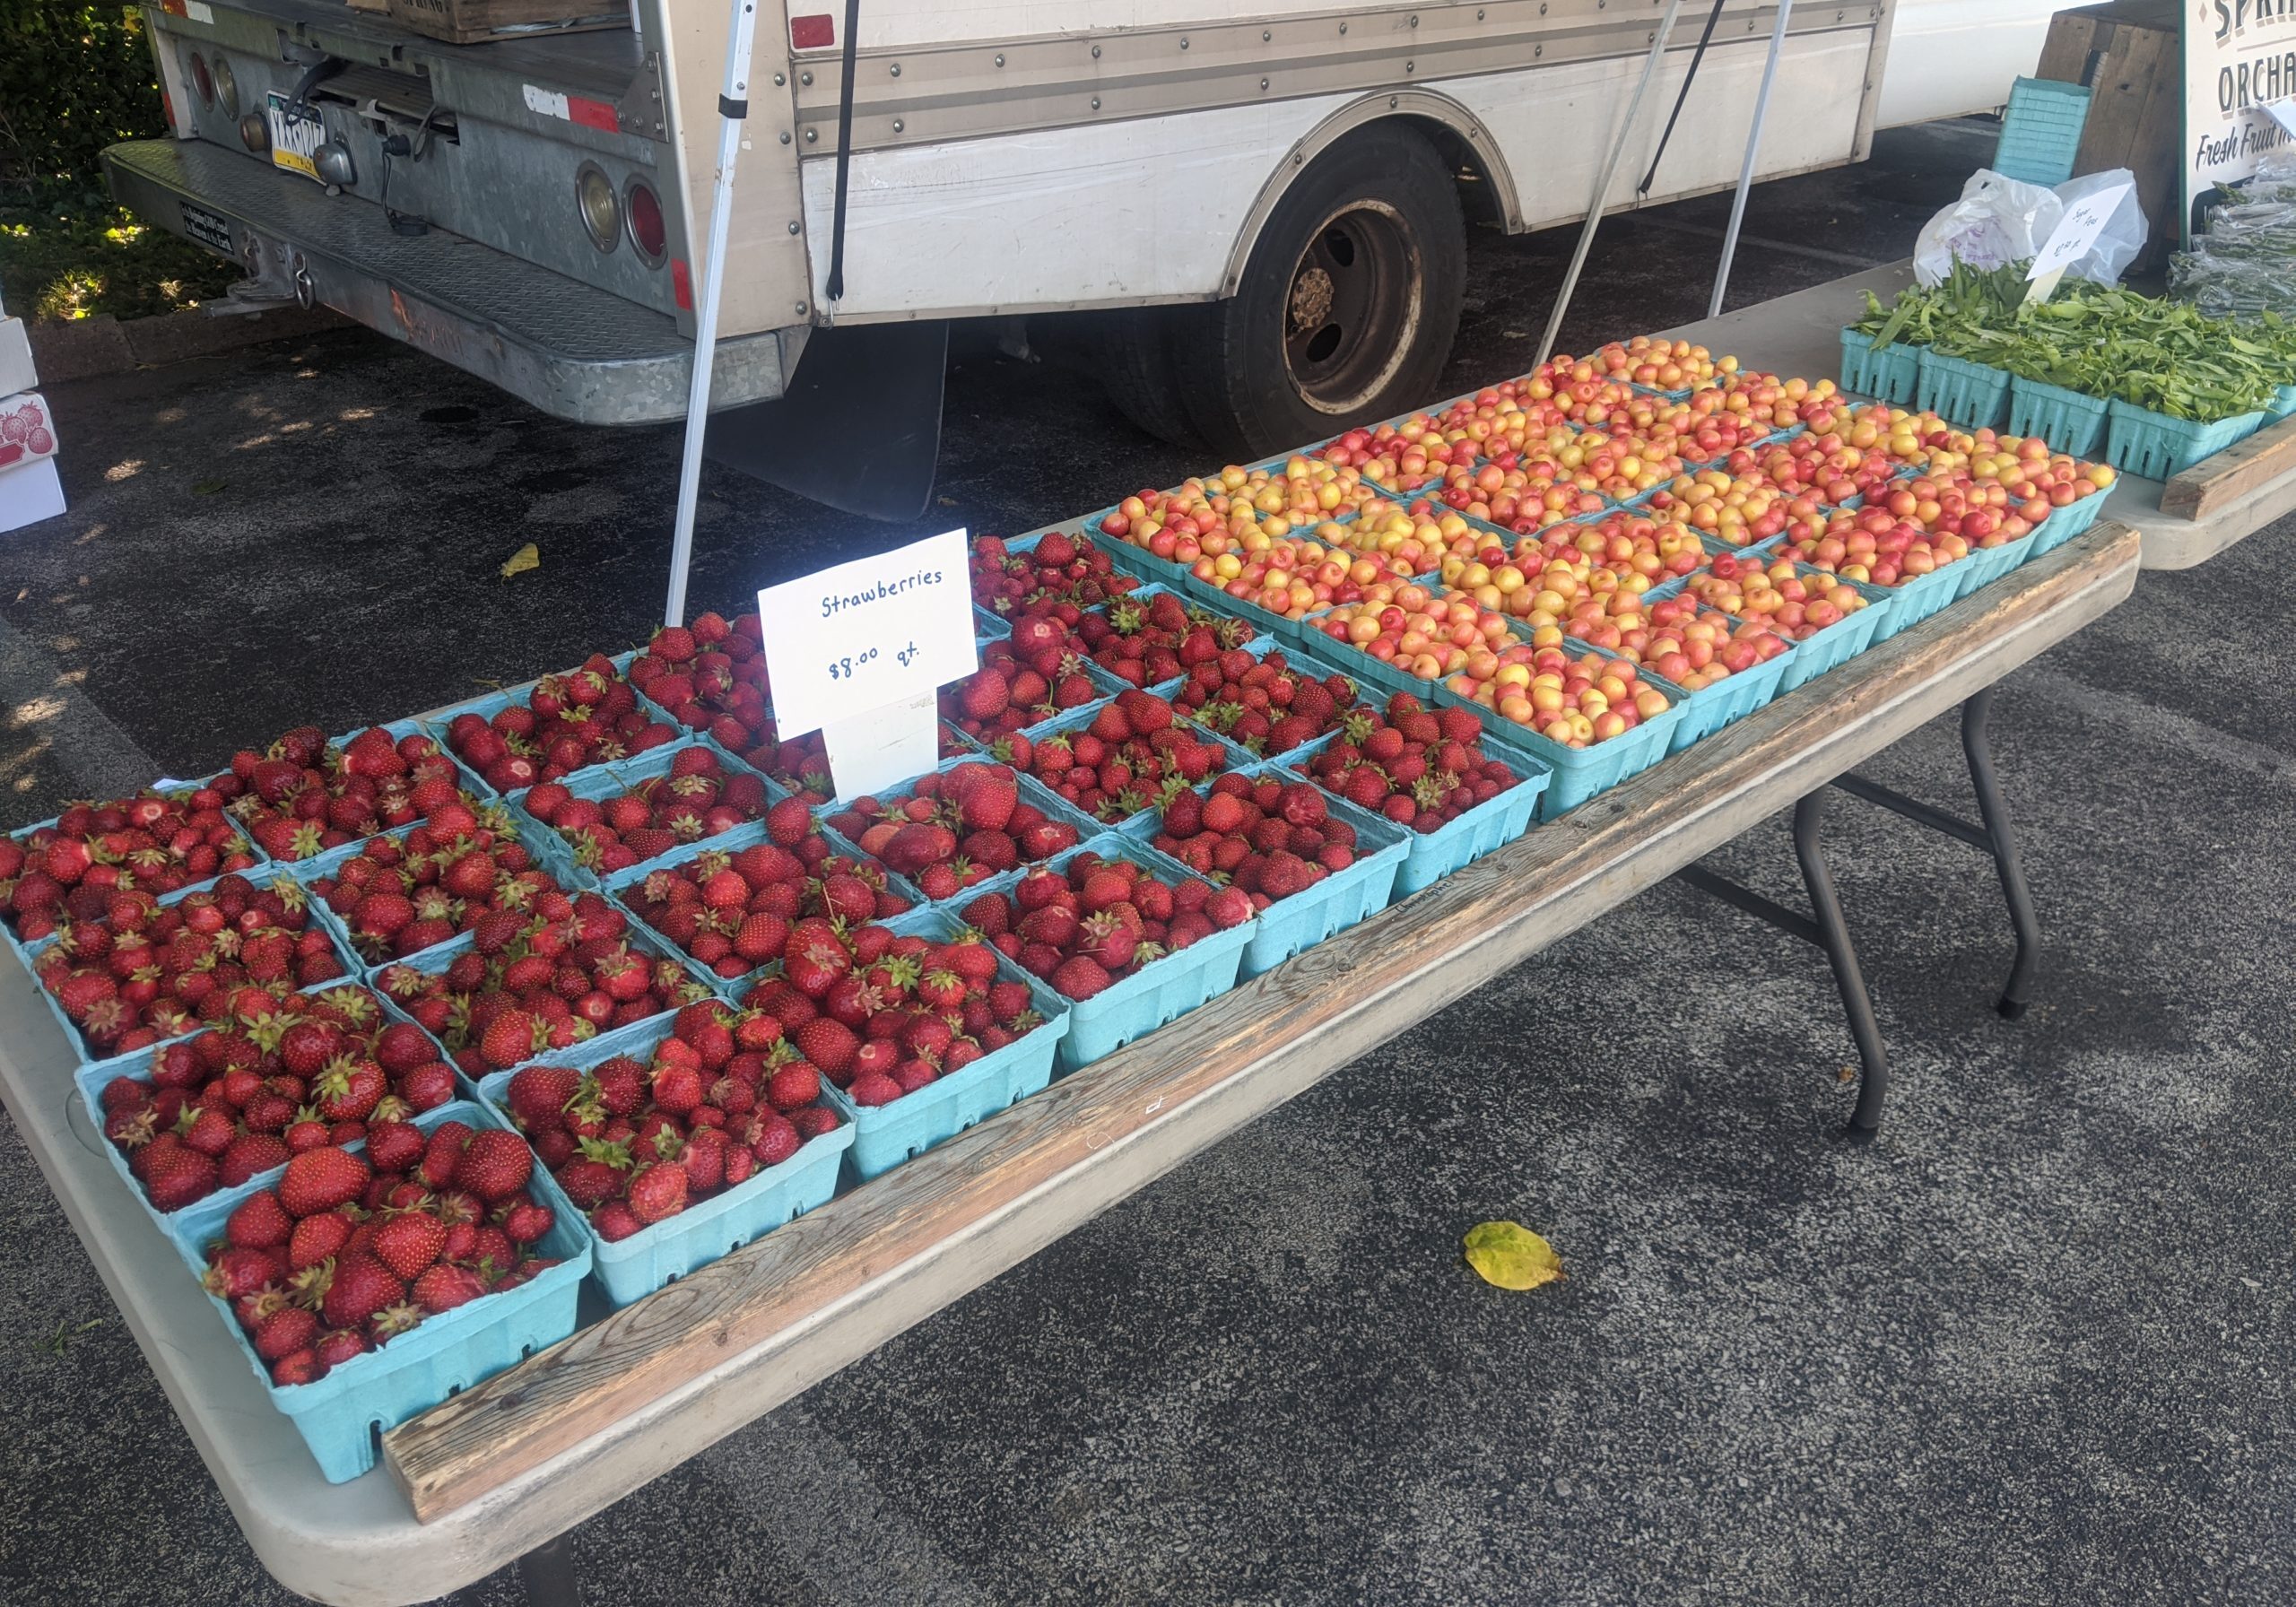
[576,164,620,253]
[188,52,214,107]
[212,56,239,121]
[626,181,666,266]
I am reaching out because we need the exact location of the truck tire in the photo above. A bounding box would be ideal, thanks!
[1178,124,1466,459]
[1087,307,1206,449]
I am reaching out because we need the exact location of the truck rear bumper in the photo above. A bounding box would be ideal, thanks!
[103,140,796,425]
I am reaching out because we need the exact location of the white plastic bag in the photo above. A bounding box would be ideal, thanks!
[1914,169,2062,286]
[2054,168,2149,286]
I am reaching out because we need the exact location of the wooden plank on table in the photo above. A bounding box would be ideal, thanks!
[2159,413,2296,519]
[383,526,2143,1524]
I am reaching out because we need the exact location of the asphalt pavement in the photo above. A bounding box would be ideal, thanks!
[5,117,2294,1606]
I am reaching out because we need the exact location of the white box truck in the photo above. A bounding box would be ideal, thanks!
[106,0,1892,494]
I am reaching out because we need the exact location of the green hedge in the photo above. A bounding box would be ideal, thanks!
[0,2,170,195]
[0,3,241,320]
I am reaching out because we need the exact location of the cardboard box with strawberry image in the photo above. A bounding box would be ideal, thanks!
[0,387,65,533]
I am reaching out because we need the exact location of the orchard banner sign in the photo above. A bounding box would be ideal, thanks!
[2187,0,2296,236]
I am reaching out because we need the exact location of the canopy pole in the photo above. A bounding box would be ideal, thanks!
[1535,0,1688,369]
[1709,0,1796,319]
[664,0,765,630]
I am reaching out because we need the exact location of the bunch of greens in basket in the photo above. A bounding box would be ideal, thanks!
[1853,267,2295,423]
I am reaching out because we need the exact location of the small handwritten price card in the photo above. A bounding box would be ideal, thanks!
[757,527,978,797]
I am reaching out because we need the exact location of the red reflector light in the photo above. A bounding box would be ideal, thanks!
[790,13,834,48]
[627,181,666,265]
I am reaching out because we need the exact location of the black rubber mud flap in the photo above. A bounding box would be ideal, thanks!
[703,318,948,520]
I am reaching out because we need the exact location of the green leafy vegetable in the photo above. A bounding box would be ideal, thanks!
[1849,265,2292,422]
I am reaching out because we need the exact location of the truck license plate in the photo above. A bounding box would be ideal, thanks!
[265,92,326,183]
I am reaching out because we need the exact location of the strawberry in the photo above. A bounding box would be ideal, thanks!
[1050,956,1112,1000]
[478,1009,541,1071]
[321,1253,405,1331]
[764,1063,822,1112]
[506,1064,580,1131]
[253,1306,320,1362]
[370,1212,448,1281]
[625,1162,688,1225]
[279,1148,372,1218]
[413,1263,489,1314]
[793,1018,857,1077]
[203,1246,281,1302]
[145,1145,221,1211]
[289,1210,355,1271]
[219,1131,291,1188]
[226,1189,294,1249]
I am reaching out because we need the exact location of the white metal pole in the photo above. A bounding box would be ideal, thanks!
[1709,0,1795,318]
[1535,0,1688,369]
[664,0,765,630]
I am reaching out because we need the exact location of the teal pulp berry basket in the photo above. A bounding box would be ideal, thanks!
[1857,552,1975,641]
[1431,639,1689,820]
[1991,77,2092,187]
[2104,400,2262,480]
[812,751,1105,892]
[2006,376,2109,459]
[978,527,1145,611]
[1773,593,1891,692]
[231,718,501,874]
[1279,732,1552,898]
[373,922,711,1072]
[1648,553,1892,696]
[1286,618,1448,706]
[279,824,432,978]
[967,834,1255,1073]
[31,884,368,1076]
[71,985,461,1230]
[3,773,269,971]
[473,1018,852,1307]
[1166,635,1370,769]
[503,735,787,892]
[1076,499,1212,590]
[1640,601,1797,755]
[1915,350,2011,430]
[1119,761,1408,979]
[2027,491,2110,555]
[1015,696,1257,835]
[416,664,683,804]
[163,1098,589,1483]
[596,817,926,998]
[1948,528,2042,603]
[812,906,1071,1182]
[1839,329,1920,404]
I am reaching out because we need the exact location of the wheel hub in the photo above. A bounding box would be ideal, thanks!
[1290,268,1335,334]
[1281,200,1423,416]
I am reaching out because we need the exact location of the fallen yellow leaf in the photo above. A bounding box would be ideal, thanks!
[500,543,541,579]
[1464,1221,1565,1290]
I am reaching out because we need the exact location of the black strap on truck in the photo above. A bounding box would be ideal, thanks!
[1638,0,1731,196]
[824,0,863,300]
